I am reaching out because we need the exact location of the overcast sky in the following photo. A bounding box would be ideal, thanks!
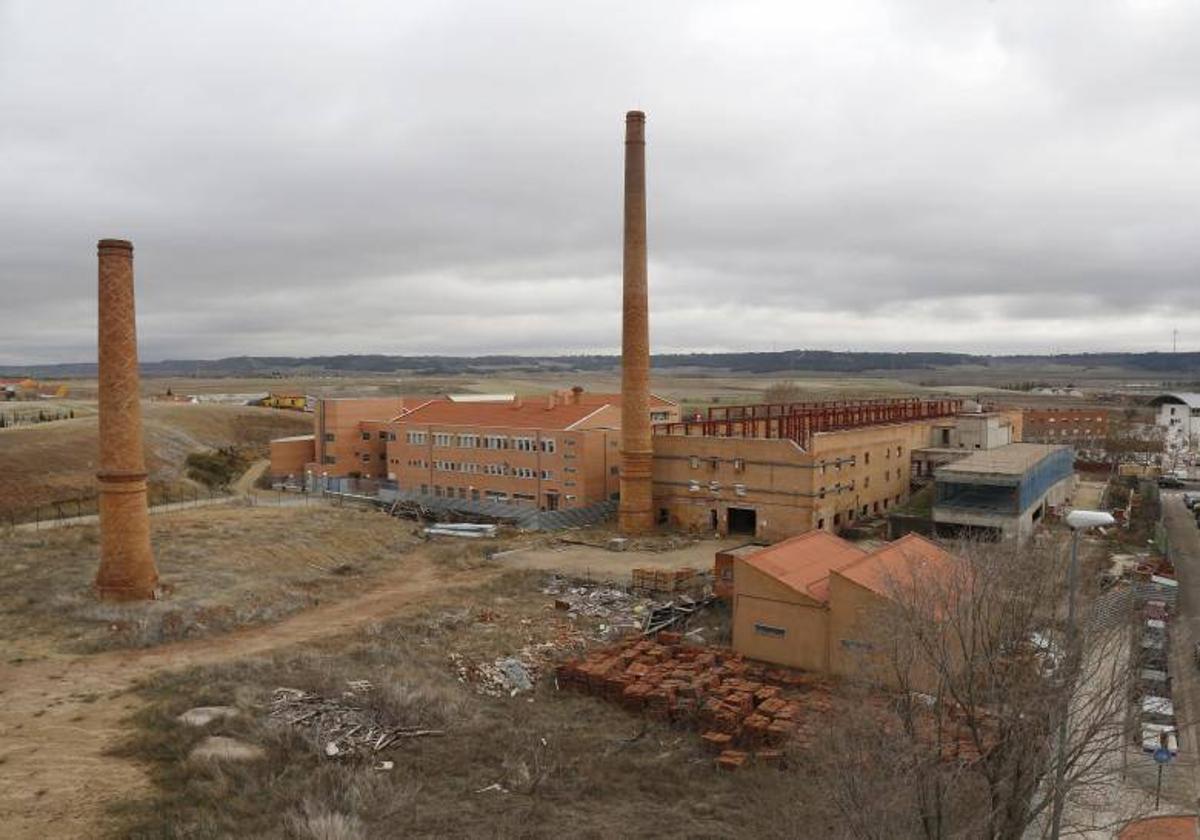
[2,0,1199,364]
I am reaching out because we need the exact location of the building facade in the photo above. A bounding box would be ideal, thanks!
[932,443,1075,541]
[1022,408,1110,457]
[268,389,678,511]
[651,399,964,542]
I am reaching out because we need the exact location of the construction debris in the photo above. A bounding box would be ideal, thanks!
[269,683,444,758]
[449,632,591,698]
[556,633,994,769]
[631,566,705,596]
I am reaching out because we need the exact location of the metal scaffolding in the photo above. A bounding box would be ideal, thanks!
[653,398,963,450]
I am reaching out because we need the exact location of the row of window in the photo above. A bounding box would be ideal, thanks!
[420,485,578,503]
[405,432,560,452]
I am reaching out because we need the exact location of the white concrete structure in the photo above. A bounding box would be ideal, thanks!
[1149,393,1200,454]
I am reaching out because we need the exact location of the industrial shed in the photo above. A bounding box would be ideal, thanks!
[731,530,959,682]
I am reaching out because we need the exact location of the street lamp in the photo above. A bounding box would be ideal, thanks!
[1049,509,1116,840]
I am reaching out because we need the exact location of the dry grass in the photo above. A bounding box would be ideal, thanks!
[0,402,310,523]
[0,505,430,656]
[108,571,839,839]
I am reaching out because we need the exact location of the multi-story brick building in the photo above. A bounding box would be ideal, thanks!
[651,399,966,542]
[269,389,679,510]
[1021,407,1110,456]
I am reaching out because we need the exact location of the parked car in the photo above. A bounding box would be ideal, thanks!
[1159,476,1186,489]
[1183,491,1200,508]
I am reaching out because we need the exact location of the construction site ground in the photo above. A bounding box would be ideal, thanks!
[0,505,746,839]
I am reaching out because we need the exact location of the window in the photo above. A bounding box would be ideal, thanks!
[420,484,428,494]
[361,432,371,441]
[864,451,870,465]
[407,432,427,445]
[734,458,745,473]
[388,432,396,442]
[324,433,335,442]
[323,455,336,464]
[690,456,700,469]
[819,486,826,499]
[897,445,903,456]
[734,483,747,497]
[433,433,453,447]
[884,470,890,482]
[607,466,616,475]
[379,453,386,461]
[689,480,701,493]
[540,470,553,480]
[513,437,536,452]
[483,435,508,450]
[540,438,556,453]
[863,477,870,489]
[817,518,825,529]
[457,434,479,448]
[378,431,388,440]
[754,622,787,639]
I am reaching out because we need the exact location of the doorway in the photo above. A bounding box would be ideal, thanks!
[728,507,757,535]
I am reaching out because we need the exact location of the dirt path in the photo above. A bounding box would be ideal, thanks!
[232,458,269,495]
[0,538,726,839]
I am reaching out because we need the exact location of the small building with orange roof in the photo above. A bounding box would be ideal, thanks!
[732,531,960,682]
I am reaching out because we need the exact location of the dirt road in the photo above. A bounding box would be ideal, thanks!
[0,536,727,838]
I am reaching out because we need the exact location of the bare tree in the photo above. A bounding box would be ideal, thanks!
[763,380,804,405]
[815,535,1145,840]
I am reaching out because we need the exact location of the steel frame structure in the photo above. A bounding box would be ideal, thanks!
[654,398,963,451]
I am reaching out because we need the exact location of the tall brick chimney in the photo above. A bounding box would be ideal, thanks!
[618,111,654,534]
[94,239,159,600]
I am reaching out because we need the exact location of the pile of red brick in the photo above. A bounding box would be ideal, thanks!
[555,632,835,771]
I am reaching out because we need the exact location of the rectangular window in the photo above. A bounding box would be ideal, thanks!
[541,470,553,480]
[324,433,335,442]
[540,438,556,453]
[407,432,427,445]
[323,455,336,464]
[608,466,617,475]
[378,431,388,440]
[433,433,453,447]
[420,484,429,494]
[388,432,396,442]
[754,623,787,639]
[361,432,371,441]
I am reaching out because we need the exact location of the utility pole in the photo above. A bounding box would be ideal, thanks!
[1173,328,1178,353]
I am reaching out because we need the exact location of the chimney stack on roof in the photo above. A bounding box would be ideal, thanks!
[94,239,159,600]
[618,110,654,534]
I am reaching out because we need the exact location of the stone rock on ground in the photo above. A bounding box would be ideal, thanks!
[178,706,240,727]
[189,736,265,762]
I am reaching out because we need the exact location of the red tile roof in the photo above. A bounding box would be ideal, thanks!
[394,399,611,431]
[836,533,959,599]
[741,530,868,604]
[742,531,960,606]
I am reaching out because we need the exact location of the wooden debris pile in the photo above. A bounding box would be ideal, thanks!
[269,683,444,758]
[555,633,833,769]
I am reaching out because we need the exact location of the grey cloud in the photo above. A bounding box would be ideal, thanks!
[2,0,1199,364]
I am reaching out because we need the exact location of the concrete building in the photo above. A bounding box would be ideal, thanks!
[1149,393,1200,452]
[730,530,958,683]
[911,410,1024,480]
[651,398,964,542]
[932,443,1075,541]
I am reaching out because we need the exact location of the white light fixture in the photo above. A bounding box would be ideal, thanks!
[1065,510,1115,530]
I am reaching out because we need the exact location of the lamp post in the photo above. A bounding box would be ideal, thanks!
[1048,509,1116,840]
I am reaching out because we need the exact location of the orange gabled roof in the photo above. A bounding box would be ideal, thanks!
[836,533,959,599]
[573,391,677,408]
[394,399,611,431]
[741,530,868,604]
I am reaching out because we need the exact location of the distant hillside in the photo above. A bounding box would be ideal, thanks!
[4,349,1200,378]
